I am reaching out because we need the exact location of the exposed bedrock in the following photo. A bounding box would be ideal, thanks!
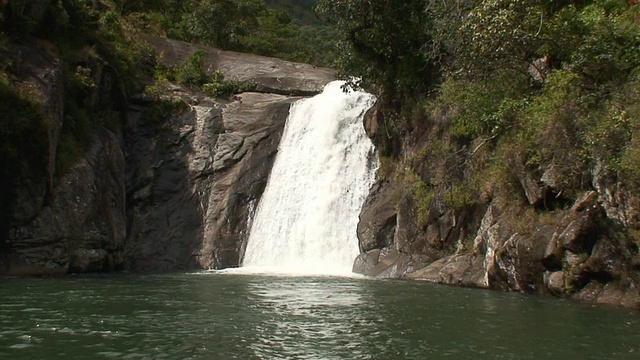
[355,103,640,309]
[1,36,334,275]
[124,92,297,271]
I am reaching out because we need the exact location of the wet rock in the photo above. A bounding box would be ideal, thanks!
[68,248,110,273]
[407,254,486,287]
[374,251,412,278]
[201,93,298,269]
[352,249,381,274]
[571,280,639,307]
[357,181,401,252]
[545,271,566,296]
[595,281,639,308]
[572,281,605,303]
[125,92,297,270]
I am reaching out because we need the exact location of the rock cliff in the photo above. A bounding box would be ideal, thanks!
[354,103,640,308]
[0,36,334,275]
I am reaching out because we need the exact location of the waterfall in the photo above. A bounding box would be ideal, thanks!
[241,80,378,275]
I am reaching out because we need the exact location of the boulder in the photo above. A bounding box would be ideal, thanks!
[545,271,566,296]
[357,180,401,252]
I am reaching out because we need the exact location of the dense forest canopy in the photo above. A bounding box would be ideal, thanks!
[0,1,335,66]
[109,0,336,66]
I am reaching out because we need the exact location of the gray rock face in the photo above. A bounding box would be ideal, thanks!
[356,170,640,308]
[356,104,640,308]
[357,181,400,253]
[200,93,298,269]
[5,130,126,275]
[124,92,297,270]
[2,37,335,275]
[141,35,336,96]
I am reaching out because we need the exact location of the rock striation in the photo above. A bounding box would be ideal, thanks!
[124,91,298,271]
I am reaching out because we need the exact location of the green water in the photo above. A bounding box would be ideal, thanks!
[1,273,638,359]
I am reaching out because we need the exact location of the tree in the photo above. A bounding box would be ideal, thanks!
[316,0,435,107]
[180,0,266,49]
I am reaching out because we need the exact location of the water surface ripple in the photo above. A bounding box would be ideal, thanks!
[1,273,638,359]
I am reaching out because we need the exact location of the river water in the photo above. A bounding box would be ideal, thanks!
[1,273,639,359]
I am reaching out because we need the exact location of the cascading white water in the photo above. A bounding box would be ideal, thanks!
[241,80,378,275]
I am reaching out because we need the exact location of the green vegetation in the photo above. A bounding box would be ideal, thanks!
[3,0,638,244]
[1,0,158,177]
[114,0,337,66]
[139,97,190,128]
[155,49,257,97]
[319,0,640,222]
[0,0,333,186]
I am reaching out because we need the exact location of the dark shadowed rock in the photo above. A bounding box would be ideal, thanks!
[352,249,381,274]
[124,91,299,271]
[356,181,401,252]
[6,130,126,275]
[583,237,624,280]
[3,41,63,225]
